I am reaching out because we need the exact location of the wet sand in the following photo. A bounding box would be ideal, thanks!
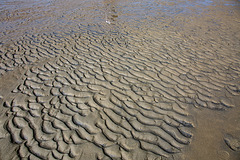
[0,0,240,159]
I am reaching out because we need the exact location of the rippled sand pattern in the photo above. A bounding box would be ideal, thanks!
[0,0,240,160]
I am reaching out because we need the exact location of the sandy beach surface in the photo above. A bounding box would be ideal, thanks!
[0,0,240,159]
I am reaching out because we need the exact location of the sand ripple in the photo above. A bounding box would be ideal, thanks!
[0,28,239,159]
[0,0,240,159]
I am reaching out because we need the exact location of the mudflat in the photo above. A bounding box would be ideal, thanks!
[0,0,239,159]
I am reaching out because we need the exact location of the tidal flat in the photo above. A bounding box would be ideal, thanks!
[0,0,239,159]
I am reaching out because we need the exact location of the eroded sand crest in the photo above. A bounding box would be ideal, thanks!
[0,0,240,160]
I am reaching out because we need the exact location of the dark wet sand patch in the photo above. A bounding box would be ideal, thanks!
[185,105,240,160]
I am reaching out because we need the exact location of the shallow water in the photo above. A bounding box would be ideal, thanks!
[0,0,240,159]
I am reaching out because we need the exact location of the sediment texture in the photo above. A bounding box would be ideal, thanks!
[0,28,239,159]
[0,0,240,159]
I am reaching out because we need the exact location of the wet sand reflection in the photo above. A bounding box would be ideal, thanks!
[103,0,118,24]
